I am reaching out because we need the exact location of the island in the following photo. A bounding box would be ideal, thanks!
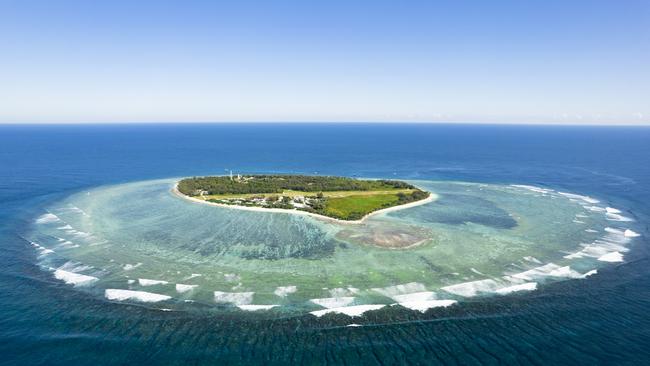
[174,175,433,222]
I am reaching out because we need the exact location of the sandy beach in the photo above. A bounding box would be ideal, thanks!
[171,183,437,224]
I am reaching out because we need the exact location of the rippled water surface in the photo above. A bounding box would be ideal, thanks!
[1,124,649,365]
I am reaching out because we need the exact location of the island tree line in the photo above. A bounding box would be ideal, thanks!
[177,175,417,196]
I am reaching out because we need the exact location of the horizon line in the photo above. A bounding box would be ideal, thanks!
[1,121,649,127]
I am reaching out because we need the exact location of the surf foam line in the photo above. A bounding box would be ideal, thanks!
[495,282,537,295]
[175,284,198,293]
[394,299,457,313]
[138,278,169,286]
[368,284,461,312]
[390,291,437,303]
[214,291,254,305]
[237,305,279,311]
[31,241,55,256]
[509,185,635,232]
[66,205,91,217]
[564,227,632,261]
[53,269,98,286]
[310,305,385,318]
[507,263,591,281]
[329,287,360,297]
[510,185,553,194]
[511,185,606,212]
[57,261,93,273]
[371,282,427,298]
[442,264,597,298]
[105,289,172,302]
[310,297,355,309]
[441,279,502,297]
[557,192,600,204]
[598,252,624,262]
[35,213,61,224]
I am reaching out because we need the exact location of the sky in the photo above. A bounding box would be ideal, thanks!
[0,0,649,124]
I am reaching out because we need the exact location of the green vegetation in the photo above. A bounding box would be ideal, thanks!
[322,189,431,220]
[324,194,400,220]
[177,175,414,196]
[177,175,430,221]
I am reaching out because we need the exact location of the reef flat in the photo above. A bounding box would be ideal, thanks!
[25,178,640,318]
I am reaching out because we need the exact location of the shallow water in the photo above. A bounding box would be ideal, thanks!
[1,123,649,365]
[27,179,635,316]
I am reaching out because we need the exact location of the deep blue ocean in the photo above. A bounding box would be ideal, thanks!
[1,123,649,365]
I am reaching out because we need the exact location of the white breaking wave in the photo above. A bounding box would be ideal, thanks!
[495,282,537,295]
[214,291,254,305]
[624,229,640,237]
[598,252,624,262]
[58,261,93,272]
[237,305,278,311]
[441,279,501,297]
[585,206,606,213]
[604,227,625,235]
[274,285,297,297]
[53,269,98,286]
[57,240,78,248]
[606,213,633,222]
[175,284,198,293]
[557,192,599,204]
[310,297,355,309]
[372,282,427,298]
[510,185,552,194]
[583,270,598,277]
[329,287,360,297]
[391,291,437,303]
[606,207,622,214]
[138,278,169,286]
[31,241,54,256]
[396,299,457,312]
[36,213,61,224]
[67,205,90,217]
[73,230,92,238]
[310,305,385,318]
[508,263,585,281]
[564,228,631,260]
[105,289,171,302]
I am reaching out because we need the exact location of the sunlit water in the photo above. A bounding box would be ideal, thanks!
[1,124,649,365]
[28,178,638,317]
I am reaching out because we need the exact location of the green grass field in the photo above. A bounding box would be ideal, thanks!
[324,193,401,220]
[189,186,429,221]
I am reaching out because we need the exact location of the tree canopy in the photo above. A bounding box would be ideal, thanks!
[177,175,418,196]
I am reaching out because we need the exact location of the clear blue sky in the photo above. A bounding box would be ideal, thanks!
[1,0,648,124]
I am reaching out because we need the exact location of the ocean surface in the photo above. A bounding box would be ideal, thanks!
[1,123,649,365]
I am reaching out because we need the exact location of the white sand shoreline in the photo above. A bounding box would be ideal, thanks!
[171,182,437,225]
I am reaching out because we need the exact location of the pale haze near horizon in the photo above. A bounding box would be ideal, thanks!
[0,0,648,125]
